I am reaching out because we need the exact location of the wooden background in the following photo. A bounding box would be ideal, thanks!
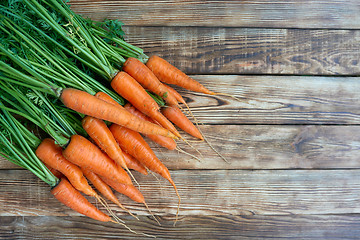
[1,1,360,239]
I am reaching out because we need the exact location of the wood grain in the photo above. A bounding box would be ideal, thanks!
[2,125,360,170]
[1,170,360,217]
[174,75,360,125]
[70,0,360,29]
[1,215,360,239]
[123,27,360,75]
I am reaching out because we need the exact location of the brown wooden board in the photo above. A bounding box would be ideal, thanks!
[2,125,360,170]
[123,27,360,75]
[1,170,360,217]
[70,0,360,29]
[1,215,360,239]
[2,1,360,239]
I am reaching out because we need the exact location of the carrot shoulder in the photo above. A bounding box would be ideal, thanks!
[60,88,177,139]
[146,55,215,95]
[44,163,63,179]
[62,135,132,186]
[36,138,97,197]
[51,178,111,222]
[110,72,180,138]
[123,57,178,106]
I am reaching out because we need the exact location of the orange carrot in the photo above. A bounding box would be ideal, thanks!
[162,83,186,105]
[95,91,123,106]
[124,103,177,150]
[101,176,160,225]
[82,116,127,170]
[162,105,203,140]
[44,163,63,179]
[60,88,177,139]
[51,178,111,222]
[146,55,215,95]
[109,124,180,208]
[96,91,176,150]
[81,168,133,214]
[122,151,148,175]
[110,72,180,138]
[36,138,97,197]
[82,115,142,187]
[101,176,145,204]
[123,57,178,106]
[82,169,122,206]
[62,135,132,186]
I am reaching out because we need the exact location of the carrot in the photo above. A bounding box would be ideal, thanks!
[110,72,181,138]
[51,178,111,222]
[95,91,123,106]
[81,115,140,187]
[82,168,138,220]
[96,91,176,150]
[44,163,63,179]
[101,175,161,225]
[124,103,177,150]
[36,138,97,197]
[62,135,132,186]
[162,83,186,105]
[123,57,178,106]
[101,176,145,204]
[146,55,215,95]
[125,102,202,162]
[82,168,124,207]
[122,151,148,175]
[162,105,203,140]
[60,88,177,139]
[82,116,127,169]
[109,123,181,222]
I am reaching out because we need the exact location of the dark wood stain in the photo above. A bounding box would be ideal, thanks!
[123,27,360,75]
[70,0,360,29]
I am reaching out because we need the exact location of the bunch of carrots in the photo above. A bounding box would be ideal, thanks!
[0,0,232,235]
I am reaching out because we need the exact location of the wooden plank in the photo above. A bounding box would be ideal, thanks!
[175,75,360,125]
[1,169,360,217]
[1,215,360,239]
[2,125,360,170]
[123,27,360,75]
[70,0,360,29]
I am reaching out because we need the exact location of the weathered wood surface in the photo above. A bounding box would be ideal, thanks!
[2,125,360,170]
[175,75,360,124]
[2,1,360,239]
[123,27,360,75]
[2,215,360,239]
[1,170,360,217]
[70,0,360,29]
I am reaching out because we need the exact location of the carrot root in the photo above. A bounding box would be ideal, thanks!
[176,146,202,162]
[143,201,161,226]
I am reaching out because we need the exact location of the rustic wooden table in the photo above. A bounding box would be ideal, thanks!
[2,1,360,239]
